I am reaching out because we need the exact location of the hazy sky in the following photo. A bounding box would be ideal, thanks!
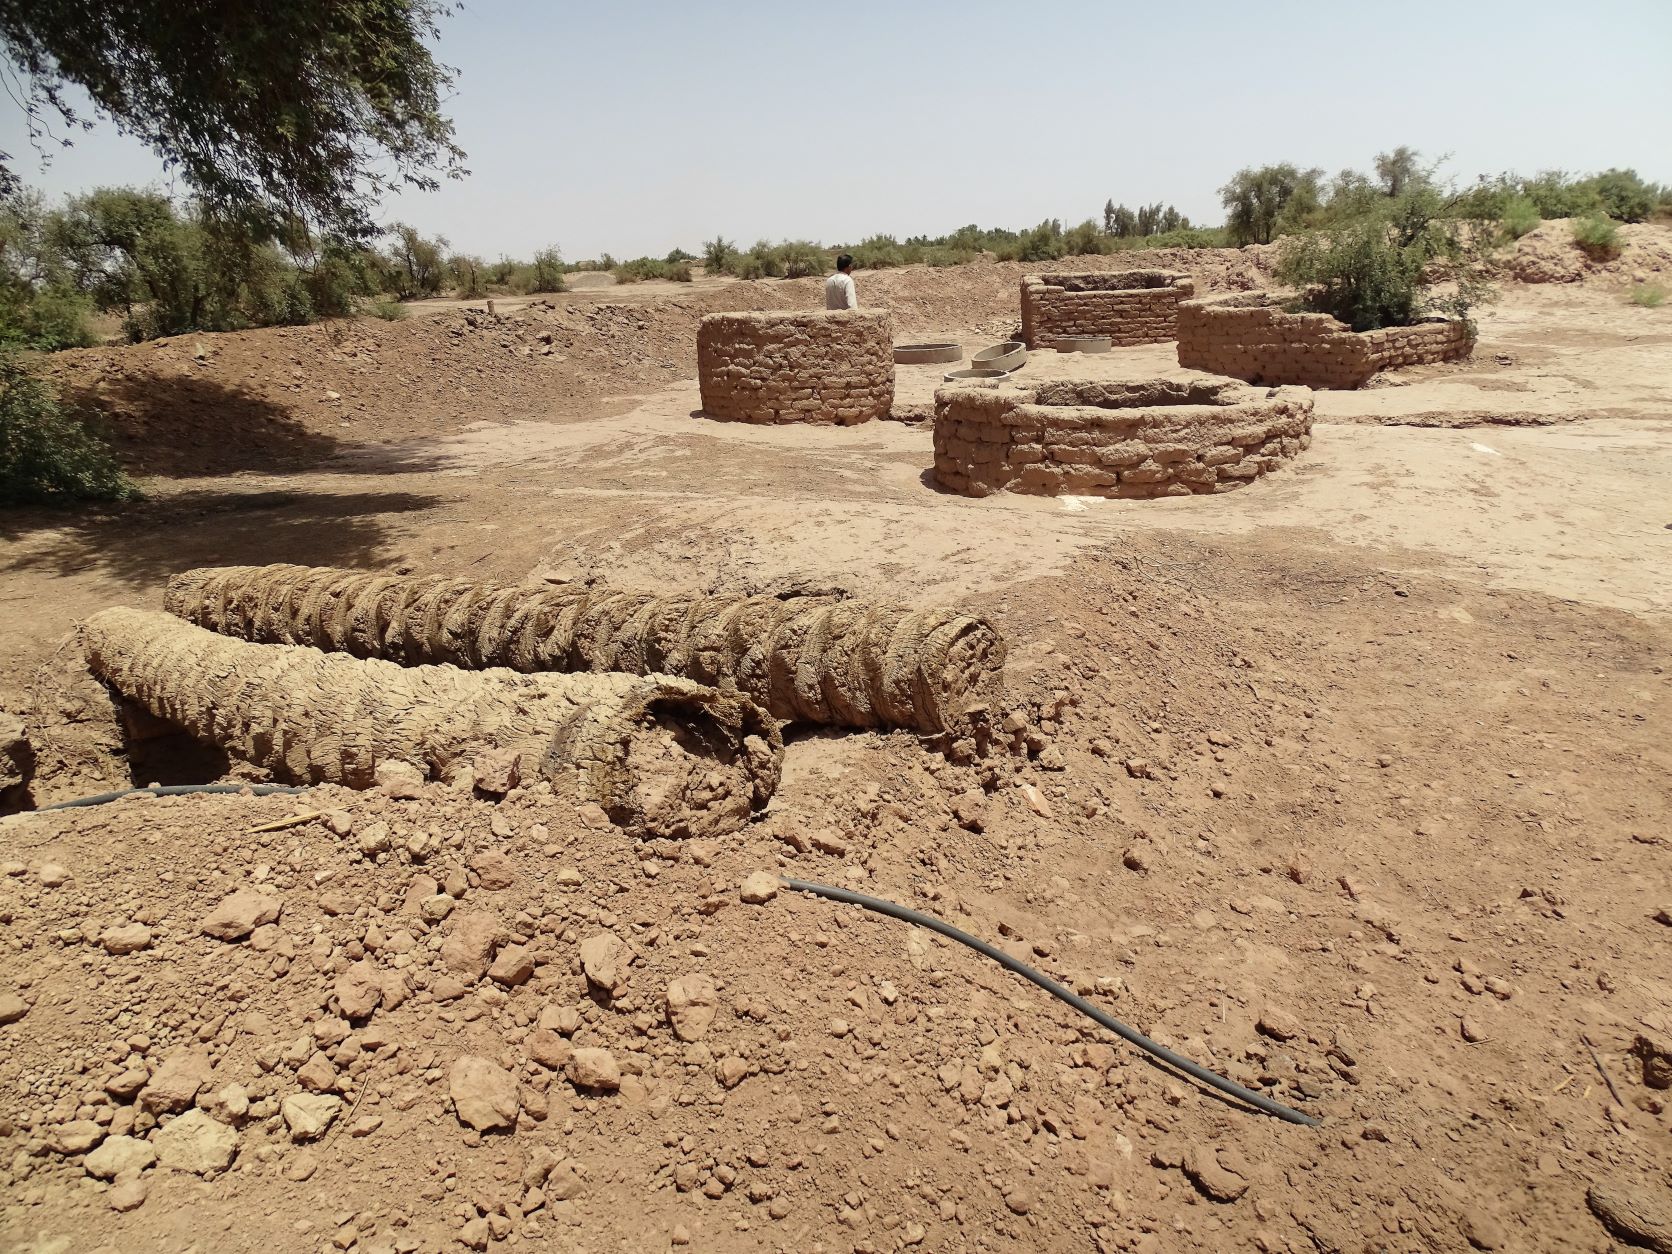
[4,0,1669,261]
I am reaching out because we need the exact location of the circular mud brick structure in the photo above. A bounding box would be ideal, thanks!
[933,378,1314,499]
[1176,291,1475,389]
[698,310,895,424]
[944,368,1011,383]
[1021,270,1195,349]
[894,342,963,365]
[972,341,1027,372]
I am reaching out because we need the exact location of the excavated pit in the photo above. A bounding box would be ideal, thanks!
[81,609,781,840]
[164,566,1006,737]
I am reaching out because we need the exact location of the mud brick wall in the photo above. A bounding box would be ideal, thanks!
[1176,293,1474,389]
[932,379,1314,499]
[697,310,895,424]
[1020,271,1195,349]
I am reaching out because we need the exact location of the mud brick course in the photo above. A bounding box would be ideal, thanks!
[1019,271,1195,349]
[1177,292,1475,389]
[697,310,894,424]
[932,378,1313,499]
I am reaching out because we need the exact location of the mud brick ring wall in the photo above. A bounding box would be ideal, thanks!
[932,379,1315,499]
[697,310,896,424]
[1176,292,1475,389]
[1019,271,1195,350]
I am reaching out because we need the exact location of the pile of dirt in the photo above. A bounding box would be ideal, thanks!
[4,538,1669,1253]
[1504,219,1672,285]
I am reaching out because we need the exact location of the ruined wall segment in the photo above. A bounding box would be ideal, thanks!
[697,310,895,424]
[1019,271,1194,349]
[1176,292,1474,389]
[932,379,1313,499]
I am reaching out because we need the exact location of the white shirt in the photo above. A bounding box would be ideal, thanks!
[825,271,858,310]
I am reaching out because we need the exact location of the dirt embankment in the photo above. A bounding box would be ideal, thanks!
[2,537,1669,1253]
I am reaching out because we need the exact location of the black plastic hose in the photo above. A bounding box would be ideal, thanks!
[40,783,311,811]
[781,876,1321,1128]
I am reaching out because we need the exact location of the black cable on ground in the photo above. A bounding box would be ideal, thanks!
[781,876,1321,1128]
[40,783,311,811]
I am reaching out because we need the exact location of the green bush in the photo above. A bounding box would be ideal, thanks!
[1499,195,1541,240]
[1627,283,1666,308]
[664,247,696,264]
[0,282,97,349]
[729,253,765,280]
[1572,215,1621,260]
[1276,188,1497,332]
[1586,169,1655,223]
[525,247,566,293]
[702,237,737,273]
[0,352,138,505]
[366,297,409,320]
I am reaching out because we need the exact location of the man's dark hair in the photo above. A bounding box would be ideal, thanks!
[836,253,854,272]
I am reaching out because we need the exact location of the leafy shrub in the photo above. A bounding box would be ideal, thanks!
[1498,195,1541,240]
[0,352,138,505]
[665,248,696,264]
[1586,169,1655,223]
[526,247,566,293]
[611,257,667,283]
[702,238,736,273]
[729,253,765,280]
[1627,282,1666,308]
[366,297,409,320]
[0,282,96,349]
[667,261,693,282]
[1276,188,1497,332]
[1571,215,1621,260]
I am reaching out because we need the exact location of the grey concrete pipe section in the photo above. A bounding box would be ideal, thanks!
[971,341,1027,372]
[893,342,963,365]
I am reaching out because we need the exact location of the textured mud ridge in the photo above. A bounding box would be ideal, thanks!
[82,609,782,840]
[164,565,1006,736]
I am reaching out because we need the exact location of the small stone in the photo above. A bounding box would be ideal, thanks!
[0,993,28,1024]
[1587,1183,1672,1254]
[538,1003,582,1036]
[297,1051,338,1092]
[47,1120,105,1154]
[1121,847,1149,873]
[1003,1187,1034,1216]
[471,849,515,890]
[449,1056,519,1132]
[1257,1008,1303,1043]
[108,1174,149,1212]
[665,974,718,1042]
[472,749,522,795]
[140,1048,213,1113]
[440,910,507,981]
[100,923,153,955]
[950,789,986,832]
[716,1056,748,1089]
[525,1029,572,1071]
[1183,1147,1249,1203]
[335,961,384,1020]
[281,1093,343,1142]
[1458,1207,1506,1250]
[568,1048,621,1092]
[1461,1016,1488,1043]
[739,871,779,904]
[488,944,534,987]
[153,1108,238,1175]
[85,1135,156,1180]
[578,932,627,994]
[38,861,71,887]
[671,1224,691,1246]
[374,758,426,798]
[200,888,283,941]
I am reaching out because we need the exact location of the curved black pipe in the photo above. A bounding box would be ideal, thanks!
[780,876,1321,1127]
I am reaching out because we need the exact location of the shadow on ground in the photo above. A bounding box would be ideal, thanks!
[0,487,442,587]
[58,373,348,477]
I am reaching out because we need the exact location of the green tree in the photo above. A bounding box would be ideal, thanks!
[384,223,447,299]
[1219,164,1323,245]
[1374,146,1422,197]
[528,247,565,293]
[0,0,465,238]
[1585,168,1655,223]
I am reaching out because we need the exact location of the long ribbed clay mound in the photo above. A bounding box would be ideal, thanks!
[163,564,1007,736]
[81,609,781,840]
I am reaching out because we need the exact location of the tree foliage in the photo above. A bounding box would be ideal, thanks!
[0,0,466,238]
[1219,164,1323,245]
[1,349,137,504]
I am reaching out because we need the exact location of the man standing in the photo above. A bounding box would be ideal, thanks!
[825,253,858,310]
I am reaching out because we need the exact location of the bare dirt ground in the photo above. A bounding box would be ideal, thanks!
[2,228,1670,1254]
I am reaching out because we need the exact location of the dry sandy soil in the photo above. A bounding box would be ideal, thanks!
[1,226,1670,1254]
